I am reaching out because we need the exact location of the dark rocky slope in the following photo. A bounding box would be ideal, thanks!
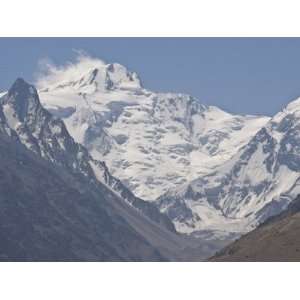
[0,133,167,261]
[210,195,300,261]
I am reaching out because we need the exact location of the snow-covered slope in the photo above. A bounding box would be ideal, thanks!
[37,55,269,200]
[158,96,300,235]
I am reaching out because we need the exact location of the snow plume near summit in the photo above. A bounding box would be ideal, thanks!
[35,52,142,93]
[36,52,105,89]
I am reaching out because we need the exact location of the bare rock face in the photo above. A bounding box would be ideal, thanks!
[210,195,300,261]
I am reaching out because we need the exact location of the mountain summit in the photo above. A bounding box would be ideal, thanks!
[37,56,142,93]
[4,78,41,126]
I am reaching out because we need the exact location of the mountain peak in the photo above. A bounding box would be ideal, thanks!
[8,78,37,96]
[36,54,142,93]
[4,78,41,123]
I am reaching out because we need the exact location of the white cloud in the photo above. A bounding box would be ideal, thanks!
[35,52,106,90]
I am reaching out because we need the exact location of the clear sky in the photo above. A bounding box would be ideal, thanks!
[1,38,300,116]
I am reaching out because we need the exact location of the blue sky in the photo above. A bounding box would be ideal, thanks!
[1,38,300,116]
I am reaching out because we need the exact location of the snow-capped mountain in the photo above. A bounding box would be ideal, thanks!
[0,78,235,260]
[158,96,300,236]
[0,78,175,232]
[37,55,269,200]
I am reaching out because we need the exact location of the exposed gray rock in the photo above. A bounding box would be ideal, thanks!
[210,195,300,261]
